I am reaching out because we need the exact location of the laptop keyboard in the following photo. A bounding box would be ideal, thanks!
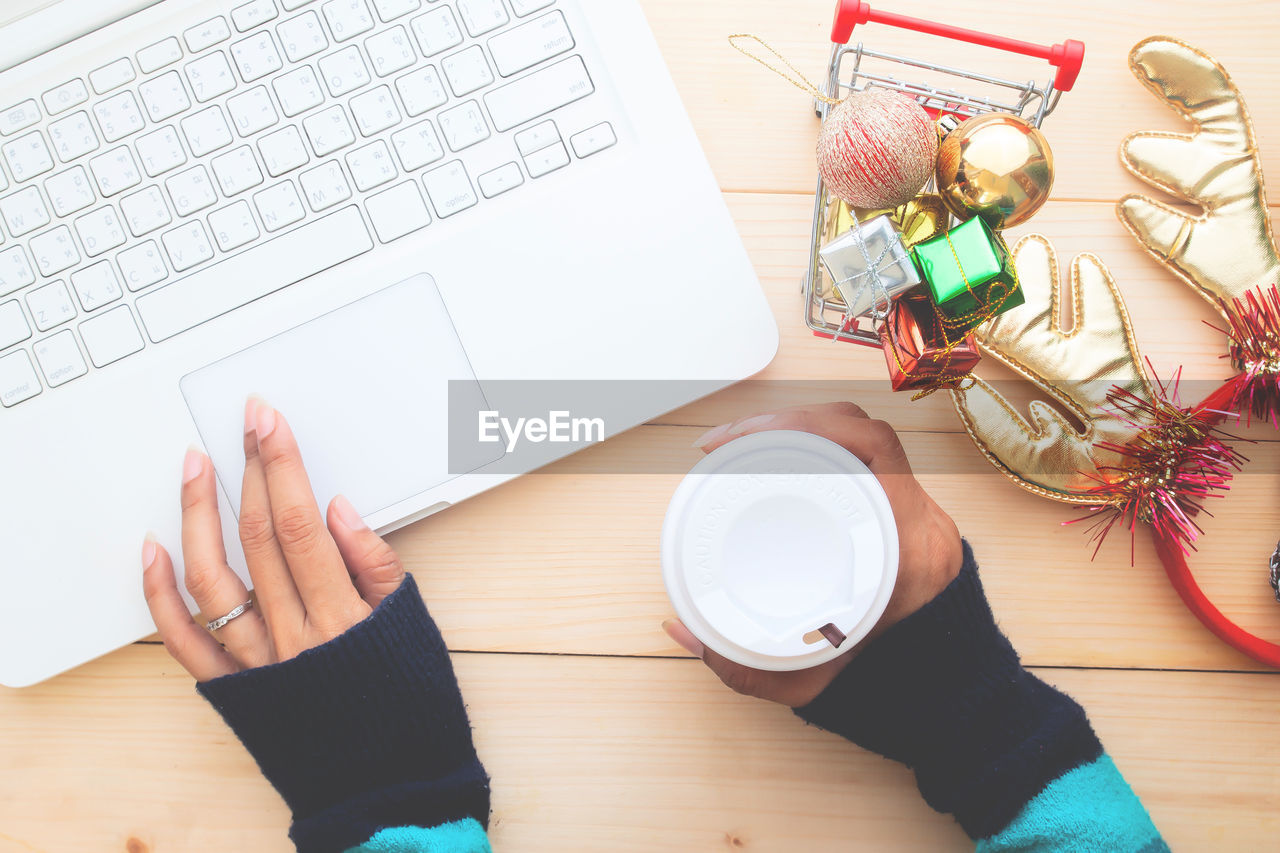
[0,0,614,408]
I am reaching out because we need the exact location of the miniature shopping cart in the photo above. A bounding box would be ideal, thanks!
[803,0,1084,346]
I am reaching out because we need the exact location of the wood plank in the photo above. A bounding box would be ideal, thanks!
[1,648,1276,852]
[366,424,1280,672]
[640,0,1280,201]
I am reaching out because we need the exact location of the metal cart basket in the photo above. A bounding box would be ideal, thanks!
[803,0,1084,346]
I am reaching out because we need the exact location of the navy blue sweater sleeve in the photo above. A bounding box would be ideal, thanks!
[196,575,489,853]
[794,542,1102,839]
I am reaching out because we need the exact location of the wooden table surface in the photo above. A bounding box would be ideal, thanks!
[4,1,1280,851]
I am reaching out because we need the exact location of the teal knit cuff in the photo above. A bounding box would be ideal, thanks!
[346,817,492,853]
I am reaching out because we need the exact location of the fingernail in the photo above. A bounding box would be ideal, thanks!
[244,395,260,435]
[182,446,205,484]
[692,423,731,449]
[332,494,367,531]
[141,532,158,569]
[662,619,704,658]
[253,399,277,440]
[728,414,777,436]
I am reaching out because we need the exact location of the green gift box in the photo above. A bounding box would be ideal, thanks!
[910,217,1024,332]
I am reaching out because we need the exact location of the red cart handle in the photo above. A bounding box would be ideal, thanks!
[831,0,1085,92]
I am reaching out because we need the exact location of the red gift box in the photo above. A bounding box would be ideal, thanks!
[880,290,981,393]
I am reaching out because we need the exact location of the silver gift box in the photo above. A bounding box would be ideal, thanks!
[819,214,921,318]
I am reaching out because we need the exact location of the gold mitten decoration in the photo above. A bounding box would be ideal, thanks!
[951,235,1155,502]
[1118,36,1280,311]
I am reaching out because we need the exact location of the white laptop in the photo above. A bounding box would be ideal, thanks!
[0,0,777,686]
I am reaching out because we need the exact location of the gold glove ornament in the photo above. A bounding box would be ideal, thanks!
[950,37,1280,668]
[1118,36,1280,427]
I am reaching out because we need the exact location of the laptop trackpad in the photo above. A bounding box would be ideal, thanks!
[180,273,500,519]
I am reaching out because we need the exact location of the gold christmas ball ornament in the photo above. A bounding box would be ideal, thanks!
[936,113,1054,229]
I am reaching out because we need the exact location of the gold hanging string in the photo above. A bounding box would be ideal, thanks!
[727,34,843,106]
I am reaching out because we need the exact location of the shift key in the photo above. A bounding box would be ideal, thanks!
[484,56,594,132]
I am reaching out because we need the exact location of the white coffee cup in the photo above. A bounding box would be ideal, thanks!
[661,430,899,671]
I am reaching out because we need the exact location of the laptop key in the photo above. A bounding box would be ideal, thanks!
[484,56,594,132]
[524,141,569,178]
[365,181,430,242]
[121,186,173,237]
[136,126,188,177]
[0,349,40,406]
[456,0,508,37]
[93,92,147,143]
[231,32,285,83]
[346,140,398,191]
[33,329,88,388]
[509,0,555,17]
[421,160,475,218]
[0,299,32,349]
[211,146,264,196]
[488,11,573,78]
[232,0,280,32]
[184,17,232,53]
[26,280,77,329]
[390,120,443,171]
[438,101,489,151]
[48,111,101,162]
[137,37,184,74]
[88,58,136,96]
[299,160,352,211]
[139,72,192,122]
[0,100,41,137]
[258,126,310,176]
[365,26,416,77]
[45,166,96,217]
[136,206,373,342]
[0,187,51,238]
[73,206,127,257]
[3,131,54,182]
[253,180,306,231]
[79,305,144,367]
[442,46,493,97]
[324,0,377,42]
[410,7,463,57]
[41,80,89,117]
[478,162,523,198]
[227,86,280,137]
[29,226,79,277]
[371,0,420,23]
[0,246,36,295]
[394,66,447,116]
[117,241,169,291]
[162,220,215,272]
[209,201,261,251]
[571,121,616,158]
[88,146,142,196]
[277,11,329,62]
[70,260,124,311]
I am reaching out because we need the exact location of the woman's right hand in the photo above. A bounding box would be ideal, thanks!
[663,402,964,707]
[142,398,408,681]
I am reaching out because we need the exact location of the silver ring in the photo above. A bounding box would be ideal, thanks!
[206,600,254,632]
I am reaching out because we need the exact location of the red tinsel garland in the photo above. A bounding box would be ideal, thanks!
[1202,284,1280,427]
[1071,367,1246,561]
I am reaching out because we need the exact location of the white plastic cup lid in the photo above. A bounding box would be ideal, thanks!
[661,430,899,671]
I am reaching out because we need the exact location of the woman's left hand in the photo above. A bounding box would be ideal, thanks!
[142,398,408,680]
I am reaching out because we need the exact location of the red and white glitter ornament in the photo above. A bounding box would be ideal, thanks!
[817,88,937,210]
